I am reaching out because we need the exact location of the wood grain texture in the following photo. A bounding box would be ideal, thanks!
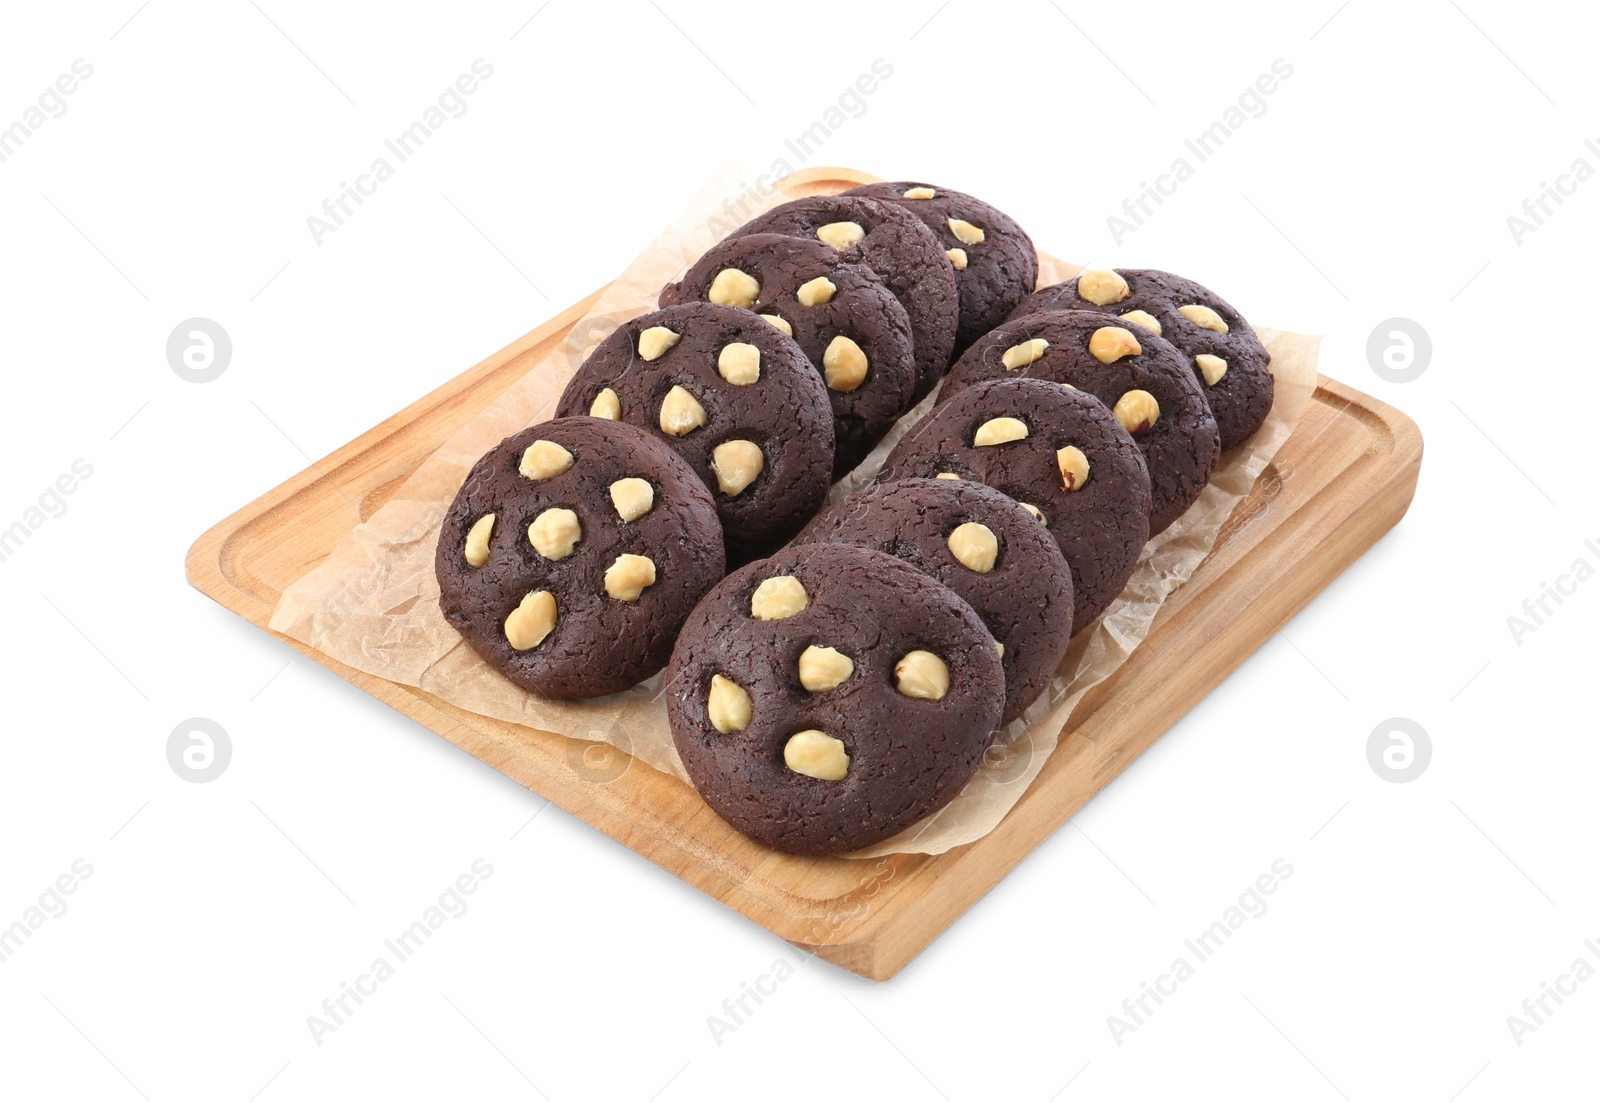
[185,167,1423,981]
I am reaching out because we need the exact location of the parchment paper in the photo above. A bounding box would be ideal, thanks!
[268,164,1319,858]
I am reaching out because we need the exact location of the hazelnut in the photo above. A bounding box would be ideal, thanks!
[603,553,656,601]
[1195,353,1228,386]
[1001,338,1049,371]
[798,645,853,692]
[822,335,869,392]
[589,387,621,420]
[751,575,807,620]
[796,276,837,307]
[947,217,985,245]
[464,513,496,568]
[518,439,573,481]
[504,590,557,651]
[947,521,999,573]
[711,439,764,497]
[1056,445,1090,491]
[1077,269,1130,306]
[717,342,761,386]
[637,326,681,361]
[608,477,654,522]
[935,472,962,481]
[659,385,707,437]
[946,247,968,270]
[707,674,751,733]
[783,730,849,781]
[1120,309,1162,334]
[816,221,865,251]
[902,186,936,199]
[1113,390,1160,435]
[1088,326,1142,365]
[894,650,949,700]
[994,640,1005,658]
[527,507,582,560]
[1178,304,1229,333]
[1019,502,1046,523]
[973,416,1028,446]
[760,313,792,336]
[708,268,760,309]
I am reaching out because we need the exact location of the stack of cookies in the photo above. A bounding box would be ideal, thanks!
[434,178,1277,855]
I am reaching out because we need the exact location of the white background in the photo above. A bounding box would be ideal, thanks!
[1,2,1593,1100]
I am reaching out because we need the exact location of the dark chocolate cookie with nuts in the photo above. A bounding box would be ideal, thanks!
[665,542,1005,855]
[793,478,1073,723]
[842,181,1038,357]
[940,310,1220,535]
[555,302,834,563]
[724,195,958,403]
[879,378,1151,634]
[436,417,725,699]
[1010,268,1274,449]
[660,232,916,479]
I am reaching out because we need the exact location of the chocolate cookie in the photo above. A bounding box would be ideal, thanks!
[793,478,1073,723]
[842,181,1038,357]
[436,417,725,699]
[665,542,1005,855]
[724,195,958,403]
[880,378,1151,634]
[660,232,916,479]
[940,310,1220,534]
[1010,268,1274,449]
[555,302,833,563]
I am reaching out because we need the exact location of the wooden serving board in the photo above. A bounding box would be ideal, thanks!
[186,167,1422,981]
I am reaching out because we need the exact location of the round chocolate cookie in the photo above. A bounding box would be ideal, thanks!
[724,195,958,403]
[880,378,1151,634]
[793,478,1073,723]
[665,542,1004,855]
[436,417,725,699]
[660,232,916,479]
[1010,268,1274,449]
[940,310,1220,535]
[842,181,1038,357]
[554,302,834,563]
